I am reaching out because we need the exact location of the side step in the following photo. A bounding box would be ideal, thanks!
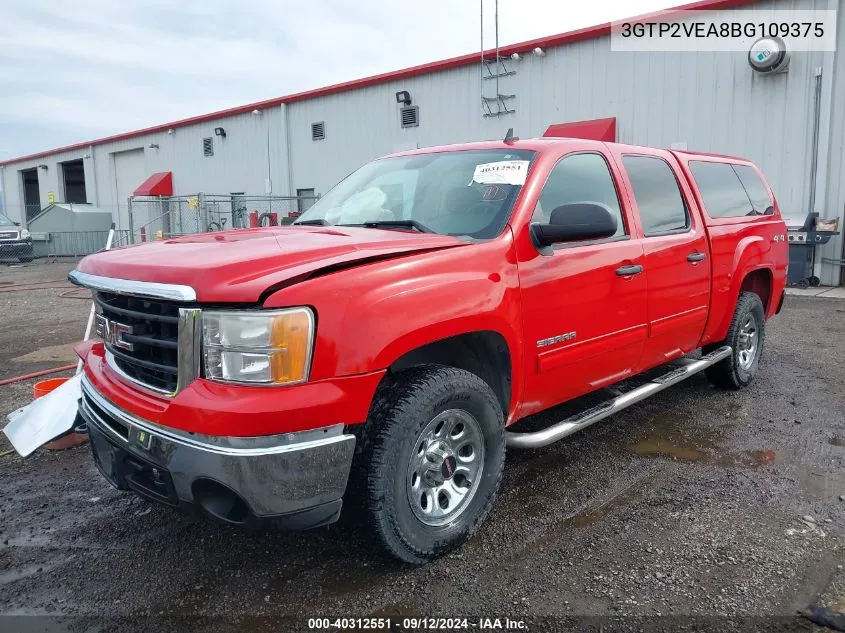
[505,346,732,449]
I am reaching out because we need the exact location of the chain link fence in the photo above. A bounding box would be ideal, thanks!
[1,192,318,264]
[127,193,318,243]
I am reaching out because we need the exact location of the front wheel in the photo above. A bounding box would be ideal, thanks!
[362,365,505,564]
[704,291,766,389]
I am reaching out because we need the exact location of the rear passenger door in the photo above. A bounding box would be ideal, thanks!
[614,150,710,367]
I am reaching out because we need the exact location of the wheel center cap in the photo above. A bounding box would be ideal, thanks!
[440,455,457,480]
[423,441,457,485]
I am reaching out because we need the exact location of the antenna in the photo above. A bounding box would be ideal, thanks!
[503,128,519,144]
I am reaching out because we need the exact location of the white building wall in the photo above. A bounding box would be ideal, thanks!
[0,108,292,231]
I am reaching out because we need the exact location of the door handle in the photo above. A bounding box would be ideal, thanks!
[687,252,707,263]
[615,264,644,277]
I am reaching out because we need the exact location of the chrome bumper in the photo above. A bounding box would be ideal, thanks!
[79,375,356,522]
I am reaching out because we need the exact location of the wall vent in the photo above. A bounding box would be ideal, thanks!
[400,106,419,128]
[311,122,325,141]
[202,137,214,157]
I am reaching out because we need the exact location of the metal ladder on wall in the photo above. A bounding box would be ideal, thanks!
[480,0,515,117]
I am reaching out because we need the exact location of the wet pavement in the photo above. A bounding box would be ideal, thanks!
[1,263,844,632]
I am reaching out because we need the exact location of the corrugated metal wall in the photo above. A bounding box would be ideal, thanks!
[0,0,841,280]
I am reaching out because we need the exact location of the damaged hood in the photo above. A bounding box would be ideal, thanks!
[75,226,465,302]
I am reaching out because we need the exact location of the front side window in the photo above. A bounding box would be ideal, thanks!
[0,214,13,227]
[622,155,689,236]
[689,161,758,218]
[295,149,536,240]
[531,153,627,238]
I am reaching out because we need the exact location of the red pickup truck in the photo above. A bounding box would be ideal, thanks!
[70,137,787,563]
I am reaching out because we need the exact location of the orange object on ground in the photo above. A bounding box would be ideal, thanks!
[33,377,88,451]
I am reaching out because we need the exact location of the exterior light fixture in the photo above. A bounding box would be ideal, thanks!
[167,128,175,135]
[533,47,545,57]
[395,91,412,106]
[252,109,262,116]
[37,164,48,170]
[510,52,521,61]
[214,127,227,138]
[148,143,160,149]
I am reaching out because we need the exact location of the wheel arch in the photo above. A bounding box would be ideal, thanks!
[381,330,515,420]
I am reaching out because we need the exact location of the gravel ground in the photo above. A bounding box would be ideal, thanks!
[0,262,843,632]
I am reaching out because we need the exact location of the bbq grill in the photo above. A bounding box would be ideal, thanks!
[787,212,840,288]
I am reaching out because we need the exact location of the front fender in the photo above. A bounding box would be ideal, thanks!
[264,234,524,415]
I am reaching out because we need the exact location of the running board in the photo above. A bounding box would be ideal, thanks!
[505,346,732,449]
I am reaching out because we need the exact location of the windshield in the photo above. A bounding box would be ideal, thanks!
[295,149,536,240]
[0,214,14,227]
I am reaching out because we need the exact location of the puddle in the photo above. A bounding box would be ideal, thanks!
[630,437,708,462]
[627,410,780,469]
[628,410,718,462]
[743,449,777,466]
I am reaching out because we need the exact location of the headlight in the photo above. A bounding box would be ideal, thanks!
[202,308,314,385]
[20,229,30,239]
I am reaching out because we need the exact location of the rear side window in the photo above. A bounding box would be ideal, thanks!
[689,161,756,218]
[532,152,627,238]
[732,165,773,215]
[622,155,689,236]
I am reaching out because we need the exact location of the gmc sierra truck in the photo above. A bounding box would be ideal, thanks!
[69,137,787,564]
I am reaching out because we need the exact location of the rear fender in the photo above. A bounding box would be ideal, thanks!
[704,234,771,344]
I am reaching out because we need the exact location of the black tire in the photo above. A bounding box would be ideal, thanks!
[361,365,505,564]
[796,278,810,289]
[704,291,766,390]
[809,276,821,287]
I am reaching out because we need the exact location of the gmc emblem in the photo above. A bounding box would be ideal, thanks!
[95,313,135,351]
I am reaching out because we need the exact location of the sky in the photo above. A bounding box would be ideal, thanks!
[0,0,677,161]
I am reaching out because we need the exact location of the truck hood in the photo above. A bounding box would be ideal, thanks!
[75,226,466,302]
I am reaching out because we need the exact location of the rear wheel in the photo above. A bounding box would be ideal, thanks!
[362,365,505,564]
[704,291,766,389]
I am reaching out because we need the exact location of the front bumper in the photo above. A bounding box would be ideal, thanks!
[0,240,33,257]
[79,374,356,529]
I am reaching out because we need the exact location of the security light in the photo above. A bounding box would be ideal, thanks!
[533,47,545,57]
[252,109,262,116]
[167,128,175,135]
[395,91,412,106]
[510,53,521,61]
[214,127,227,138]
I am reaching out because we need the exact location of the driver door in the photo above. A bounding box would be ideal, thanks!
[517,150,648,416]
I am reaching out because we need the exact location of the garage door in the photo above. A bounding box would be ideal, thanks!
[112,149,147,233]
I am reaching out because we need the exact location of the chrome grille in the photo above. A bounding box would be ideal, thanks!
[95,292,182,393]
[0,231,18,241]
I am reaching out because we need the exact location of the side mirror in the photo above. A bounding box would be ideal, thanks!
[13,221,20,226]
[530,202,618,247]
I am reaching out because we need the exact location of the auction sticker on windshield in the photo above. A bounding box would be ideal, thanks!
[472,160,530,186]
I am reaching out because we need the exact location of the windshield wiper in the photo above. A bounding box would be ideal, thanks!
[293,219,329,226]
[357,220,435,234]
